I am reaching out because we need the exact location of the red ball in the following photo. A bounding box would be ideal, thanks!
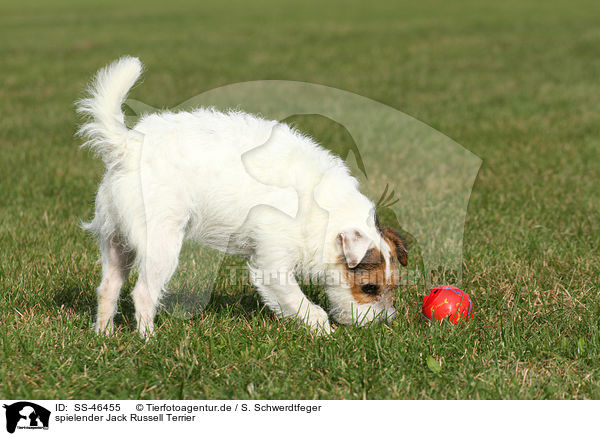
[422,286,473,324]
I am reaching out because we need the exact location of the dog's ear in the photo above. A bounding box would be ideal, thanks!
[338,229,372,268]
[381,226,408,266]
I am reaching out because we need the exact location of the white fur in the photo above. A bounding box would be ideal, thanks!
[78,57,396,336]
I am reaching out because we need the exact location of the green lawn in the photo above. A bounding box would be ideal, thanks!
[1,0,599,399]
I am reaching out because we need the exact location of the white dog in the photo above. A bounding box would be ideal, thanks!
[78,57,407,336]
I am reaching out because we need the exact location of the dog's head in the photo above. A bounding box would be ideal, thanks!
[328,217,408,326]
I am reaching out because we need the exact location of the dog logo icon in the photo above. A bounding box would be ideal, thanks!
[2,402,50,433]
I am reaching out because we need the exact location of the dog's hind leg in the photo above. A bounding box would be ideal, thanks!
[95,236,132,334]
[131,225,184,338]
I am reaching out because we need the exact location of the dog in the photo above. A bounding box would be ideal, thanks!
[77,57,407,336]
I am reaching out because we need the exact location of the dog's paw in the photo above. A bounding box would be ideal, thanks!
[94,319,114,336]
[136,319,155,341]
[313,320,332,336]
[306,306,332,336]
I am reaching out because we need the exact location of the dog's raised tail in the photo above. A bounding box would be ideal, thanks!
[77,56,143,167]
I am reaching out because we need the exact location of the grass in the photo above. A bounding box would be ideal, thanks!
[1,0,599,399]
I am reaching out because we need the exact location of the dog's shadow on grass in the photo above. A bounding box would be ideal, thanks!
[52,263,269,330]
[161,288,264,321]
[54,250,329,330]
[52,276,96,316]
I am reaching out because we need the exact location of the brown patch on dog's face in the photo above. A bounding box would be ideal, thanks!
[379,225,408,267]
[337,218,408,306]
[339,245,400,305]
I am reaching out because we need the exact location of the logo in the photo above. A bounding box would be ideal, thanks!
[3,402,50,434]
[121,81,481,320]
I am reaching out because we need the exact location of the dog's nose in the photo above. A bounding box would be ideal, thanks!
[384,307,397,324]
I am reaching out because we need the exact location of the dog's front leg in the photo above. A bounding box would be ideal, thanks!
[250,266,331,335]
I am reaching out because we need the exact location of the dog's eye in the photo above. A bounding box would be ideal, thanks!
[361,284,379,295]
